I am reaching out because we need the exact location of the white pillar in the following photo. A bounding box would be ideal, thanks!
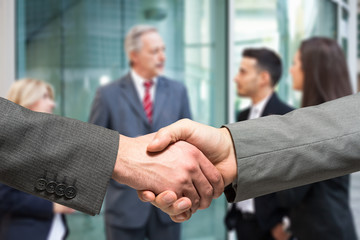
[348,0,357,92]
[227,0,235,124]
[0,0,16,98]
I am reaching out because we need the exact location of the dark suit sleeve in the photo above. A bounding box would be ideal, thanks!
[0,185,53,219]
[0,97,119,215]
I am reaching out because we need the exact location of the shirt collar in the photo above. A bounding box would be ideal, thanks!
[131,69,158,87]
[249,93,272,119]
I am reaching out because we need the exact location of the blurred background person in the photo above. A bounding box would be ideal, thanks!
[274,37,357,240]
[0,78,75,240]
[226,48,293,240]
[89,25,191,240]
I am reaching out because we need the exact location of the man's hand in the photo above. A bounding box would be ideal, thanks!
[53,203,76,214]
[138,119,238,221]
[138,190,192,222]
[147,119,237,186]
[112,133,224,212]
[271,223,291,240]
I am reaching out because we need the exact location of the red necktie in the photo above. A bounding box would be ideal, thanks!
[143,81,153,124]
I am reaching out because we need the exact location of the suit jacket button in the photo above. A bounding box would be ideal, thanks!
[55,183,67,196]
[46,181,57,194]
[35,178,47,191]
[64,186,77,199]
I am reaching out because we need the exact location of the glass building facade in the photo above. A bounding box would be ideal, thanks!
[10,0,358,239]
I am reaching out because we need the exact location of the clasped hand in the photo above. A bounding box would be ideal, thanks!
[115,119,237,222]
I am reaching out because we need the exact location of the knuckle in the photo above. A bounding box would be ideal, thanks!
[204,186,214,198]
[178,175,190,185]
[193,198,200,208]
[212,171,223,186]
[200,199,211,209]
[183,160,198,174]
[180,118,190,125]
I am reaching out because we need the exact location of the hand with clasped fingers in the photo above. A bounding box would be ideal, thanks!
[137,119,238,222]
[112,132,225,213]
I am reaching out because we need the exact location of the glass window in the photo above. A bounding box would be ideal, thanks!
[16,0,227,239]
[15,0,353,239]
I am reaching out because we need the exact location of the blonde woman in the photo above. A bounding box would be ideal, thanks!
[0,79,74,240]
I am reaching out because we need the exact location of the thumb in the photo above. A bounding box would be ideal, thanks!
[137,190,156,202]
[147,129,173,152]
[147,119,192,152]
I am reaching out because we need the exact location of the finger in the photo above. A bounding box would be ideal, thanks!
[191,169,214,210]
[147,127,178,152]
[153,191,178,208]
[153,192,192,216]
[198,154,225,198]
[173,198,192,214]
[189,148,223,209]
[137,190,156,202]
[163,197,192,216]
[170,210,192,223]
[182,184,201,213]
[147,119,192,152]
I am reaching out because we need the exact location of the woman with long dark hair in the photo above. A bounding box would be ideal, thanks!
[276,37,357,240]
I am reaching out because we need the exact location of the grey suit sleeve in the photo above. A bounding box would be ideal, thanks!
[224,93,360,203]
[0,97,119,215]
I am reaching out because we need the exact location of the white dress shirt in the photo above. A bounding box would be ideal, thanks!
[236,94,272,213]
[47,214,66,240]
[131,69,157,103]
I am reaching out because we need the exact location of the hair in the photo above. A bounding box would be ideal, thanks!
[242,48,282,87]
[299,37,352,107]
[7,78,54,108]
[124,25,158,66]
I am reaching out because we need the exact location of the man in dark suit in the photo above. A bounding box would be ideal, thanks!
[228,48,293,240]
[89,25,191,240]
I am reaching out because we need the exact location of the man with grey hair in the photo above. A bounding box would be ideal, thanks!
[89,25,191,240]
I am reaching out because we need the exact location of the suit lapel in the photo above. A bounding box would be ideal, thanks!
[237,109,250,122]
[261,93,278,117]
[238,93,277,120]
[118,74,149,125]
[152,77,169,124]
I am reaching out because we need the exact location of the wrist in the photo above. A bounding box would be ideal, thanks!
[113,134,130,184]
[220,127,238,186]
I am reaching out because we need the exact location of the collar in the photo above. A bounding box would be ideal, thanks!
[249,93,272,119]
[131,69,158,86]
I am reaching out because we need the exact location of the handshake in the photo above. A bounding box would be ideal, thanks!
[111,93,360,223]
[112,119,238,223]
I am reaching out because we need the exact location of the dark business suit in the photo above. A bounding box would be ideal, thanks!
[224,93,360,239]
[0,185,68,240]
[232,93,293,240]
[275,162,357,239]
[89,73,191,240]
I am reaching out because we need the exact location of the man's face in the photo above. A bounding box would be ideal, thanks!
[131,31,166,79]
[233,57,261,97]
